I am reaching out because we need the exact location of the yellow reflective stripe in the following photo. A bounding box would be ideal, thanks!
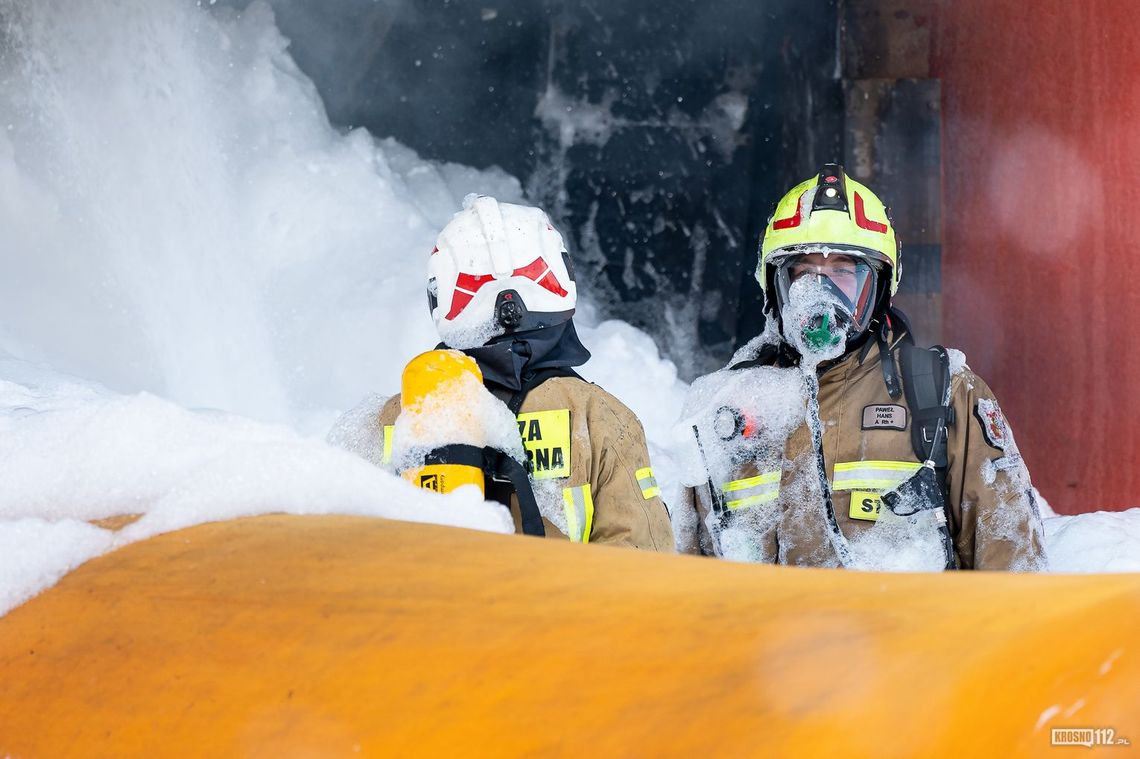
[834,479,913,490]
[635,466,660,500]
[834,461,922,473]
[831,460,921,491]
[726,490,780,510]
[722,471,781,492]
[561,484,594,544]
[720,470,781,511]
[382,425,395,466]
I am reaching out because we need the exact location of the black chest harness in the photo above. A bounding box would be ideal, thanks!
[888,335,959,569]
[848,315,960,569]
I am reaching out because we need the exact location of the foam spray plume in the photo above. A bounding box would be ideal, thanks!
[0,0,521,428]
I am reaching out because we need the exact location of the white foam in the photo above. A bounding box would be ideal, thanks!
[0,360,513,616]
[390,368,525,473]
[0,518,116,616]
[946,347,969,377]
[0,0,523,431]
[1046,508,1140,573]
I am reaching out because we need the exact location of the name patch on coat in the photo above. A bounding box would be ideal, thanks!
[861,404,907,431]
[516,409,571,480]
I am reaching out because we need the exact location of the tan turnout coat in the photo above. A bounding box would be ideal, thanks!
[675,338,1048,570]
[380,376,675,552]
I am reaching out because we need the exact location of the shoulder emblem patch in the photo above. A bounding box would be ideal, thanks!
[974,398,1009,451]
[861,404,907,431]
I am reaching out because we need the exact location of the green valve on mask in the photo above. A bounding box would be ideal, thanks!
[803,311,843,351]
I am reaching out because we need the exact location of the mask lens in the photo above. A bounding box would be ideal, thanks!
[774,252,881,331]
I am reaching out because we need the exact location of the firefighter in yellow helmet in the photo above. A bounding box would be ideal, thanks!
[672,165,1047,570]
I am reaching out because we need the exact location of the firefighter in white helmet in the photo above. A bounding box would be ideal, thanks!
[378,195,673,550]
[673,165,1047,570]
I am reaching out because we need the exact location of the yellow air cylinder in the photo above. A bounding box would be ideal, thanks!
[399,349,486,495]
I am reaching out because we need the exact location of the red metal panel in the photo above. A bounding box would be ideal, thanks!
[934,1,1140,513]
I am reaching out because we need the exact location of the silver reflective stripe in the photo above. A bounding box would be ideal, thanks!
[832,461,922,491]
[635,466,660,499]
[721,471,780,511]
[562,484,594,543]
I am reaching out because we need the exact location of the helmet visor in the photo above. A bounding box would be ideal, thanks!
[773,251,881,333]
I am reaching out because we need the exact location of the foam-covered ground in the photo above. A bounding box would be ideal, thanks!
[0,0,1135,616]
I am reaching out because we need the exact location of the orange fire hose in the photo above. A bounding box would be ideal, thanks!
[0,514,1136,757]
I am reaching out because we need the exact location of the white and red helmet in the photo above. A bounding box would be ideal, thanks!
[428,196,577,348]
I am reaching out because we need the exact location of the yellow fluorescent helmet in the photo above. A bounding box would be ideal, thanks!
[758,164,900,295]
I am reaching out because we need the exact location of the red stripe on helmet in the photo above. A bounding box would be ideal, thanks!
[454,272,496,293]
[445,273,496,319]
[772,191,806,230]
[445,289,475,320]
[536,271,569,297]
[854,191,888,233]
[510,258,546,282]
[444,260,568,320]
[513,258,568,297]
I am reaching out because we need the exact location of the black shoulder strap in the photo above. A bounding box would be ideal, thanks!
[487,451,547,537]
[898,342,954,468]
[487,365,583,535]
[886,305,916,342]
[425,444,546,537]
[876,327,903,401]
[872,307,917,401]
